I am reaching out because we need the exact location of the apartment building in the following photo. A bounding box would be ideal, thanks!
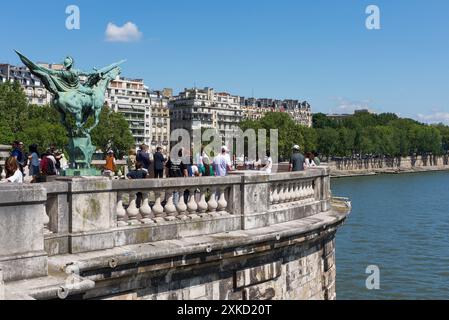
[106,77,152,146]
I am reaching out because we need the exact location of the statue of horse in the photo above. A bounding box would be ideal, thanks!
[54,65,122,135]
[15,51,124,136]
[15,51,125,169]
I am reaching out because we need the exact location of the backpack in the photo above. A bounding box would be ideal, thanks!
[41,156,56,175]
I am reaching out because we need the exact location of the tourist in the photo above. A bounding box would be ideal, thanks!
[213,146,233,177]
[59,153,69,171]
[165,149,188,178]
[3,156,23,183]
[165,149,188,205]
[194,146,206,177]
[127,149,137,172]
[126,161,148,179]
[261,151,273,174]
[104,150,116,177]
[137,144,151,174]
[11,141,25,174]
[40,150,57,177]
[50,144,62,172]
[153,147,166,179]
[305,152,317,168]
[201,151,211,177]
[313,151,321,166]
[28,144,40,183]
[289,145,305,172]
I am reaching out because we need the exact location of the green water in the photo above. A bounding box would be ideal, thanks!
[331,172,449,300]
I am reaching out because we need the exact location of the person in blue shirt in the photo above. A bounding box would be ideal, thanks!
[28,144,40,183]
[11,141,25,174]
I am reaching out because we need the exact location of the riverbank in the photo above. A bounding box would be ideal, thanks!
[330,165,449,178]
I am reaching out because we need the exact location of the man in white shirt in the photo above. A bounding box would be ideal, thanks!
[213,146,233,177]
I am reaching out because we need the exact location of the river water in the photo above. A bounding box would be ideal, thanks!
[331,171,449,300]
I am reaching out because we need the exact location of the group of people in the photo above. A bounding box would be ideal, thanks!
[105,144,236,181]
[1,141,67,184]
[289,145,321,172]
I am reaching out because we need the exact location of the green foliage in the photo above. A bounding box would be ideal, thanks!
[90,106,135,159]
[0,82,134,158]
[242,111,449,159]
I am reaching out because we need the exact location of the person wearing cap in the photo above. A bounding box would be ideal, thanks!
[290,145,305,172]
[213,146,233,177]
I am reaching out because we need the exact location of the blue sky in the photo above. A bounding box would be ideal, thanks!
[1,0,449,123]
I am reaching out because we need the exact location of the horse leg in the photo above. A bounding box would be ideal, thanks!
[87,108,101,133]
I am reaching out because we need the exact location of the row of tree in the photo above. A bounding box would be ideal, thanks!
[0,82,135,158]
[240,111,449,160]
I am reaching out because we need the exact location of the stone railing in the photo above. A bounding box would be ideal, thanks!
[0,167,331,283]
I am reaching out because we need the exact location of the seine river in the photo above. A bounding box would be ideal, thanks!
[331,172,449,300]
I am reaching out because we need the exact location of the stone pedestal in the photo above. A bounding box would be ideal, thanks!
[0,185,48,282]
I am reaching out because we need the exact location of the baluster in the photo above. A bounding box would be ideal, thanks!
[116,192,128,227]
[278,183,286,203]
[217,187,228,215]
[127,192,140,225]
[285,183,292,202]
[310,180,315,201]
[177,192,188,220]
[292,182,300,201]
[269,185,274,205]
[164,189,178,221]
[299,181,306,202]
[306,180,313,202]
[187,188,200,220]
[272,183,280,205]
[140,191,155,224]
[207,187,219,217]
[197,188,209,218]
[152,190,166,223]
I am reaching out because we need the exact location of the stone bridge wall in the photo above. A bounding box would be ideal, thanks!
[0,167,348,300]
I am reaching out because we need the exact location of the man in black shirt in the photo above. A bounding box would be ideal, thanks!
[165,153,188,178]
[153,147,166,179]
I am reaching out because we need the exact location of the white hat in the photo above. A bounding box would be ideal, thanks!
[222,146,229,152]
[293,145,300,150]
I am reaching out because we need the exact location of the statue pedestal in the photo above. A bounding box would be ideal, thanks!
[62,168,102,177]
[67,135,97,176]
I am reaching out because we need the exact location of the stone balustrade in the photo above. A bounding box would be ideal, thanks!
[114,182,232,227]
[0,167,333,288]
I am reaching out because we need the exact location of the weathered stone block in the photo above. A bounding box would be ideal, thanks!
[235,261,281,289]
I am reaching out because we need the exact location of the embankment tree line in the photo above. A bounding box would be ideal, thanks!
[0,81,134,157]
[240,111,449,160]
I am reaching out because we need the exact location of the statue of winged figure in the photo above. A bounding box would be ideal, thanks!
[15,51,125,135]
[15,51,125,169]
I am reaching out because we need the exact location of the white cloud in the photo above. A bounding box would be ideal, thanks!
[105,22,142,42]
[330,97,376,114]
[417,112,449,124]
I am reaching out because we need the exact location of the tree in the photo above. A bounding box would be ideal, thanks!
[316,128,339,157]
[90,106,135,159]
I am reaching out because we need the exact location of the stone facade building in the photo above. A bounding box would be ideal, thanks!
[0,63,62,105]
[241,98,313,127]
[149,90,171,153]
[169,87,243,142]
[106,77,152,147]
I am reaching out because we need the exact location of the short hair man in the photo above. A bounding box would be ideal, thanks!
[289,145,305,172]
